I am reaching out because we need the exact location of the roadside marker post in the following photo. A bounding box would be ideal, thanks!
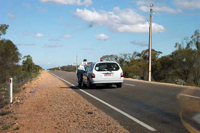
[10,78,13,104]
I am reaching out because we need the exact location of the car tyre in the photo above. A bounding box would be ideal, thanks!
[87,79,95,89]
[83,82,87,87]
[116,83,122,88]
[106,84,112,87]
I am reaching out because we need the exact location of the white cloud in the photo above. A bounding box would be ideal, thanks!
[130,40,148,46]
[17,43,35,46]
[38,8,47,12]
[75,7,146,26]
[40,0,92,6]
[49,39,61,41]
[139,6,182,14]
[23,32,28,35]
[35,33,45,38]
[74,7,166,33]
[46,44,64,48]
[94,34,111,40]
[135,1,182,14]
[135,1,152,6]
[183,12,200,16]
[22,3,31,8]
[8,13,16,19]
[60,34,72,38]
[113,22,165,33]
[173,0,200,10]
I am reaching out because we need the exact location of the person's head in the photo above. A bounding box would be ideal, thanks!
[83,59,87,62]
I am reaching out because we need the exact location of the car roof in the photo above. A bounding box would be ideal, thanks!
[87,61,120,67]
[89,61,118,65]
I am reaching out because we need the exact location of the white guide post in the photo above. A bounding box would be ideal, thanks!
[10,78,13,104]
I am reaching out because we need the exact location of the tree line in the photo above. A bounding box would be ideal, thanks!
[102,29,200,86]
[0,24,42,107]
[48,65,76,72]
[48,29,200,87]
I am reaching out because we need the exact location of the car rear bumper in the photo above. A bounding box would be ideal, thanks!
[91,78,124,84]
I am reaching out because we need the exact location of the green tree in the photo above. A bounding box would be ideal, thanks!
[0,24,9,38]
[153,29,200,85]
[171,49,197,83]
[102,54,118,61]
[186,29,200,50]
[61,65,76,72]
[137,49,162,63]
[0,39,21,83]
[22,55,35,72]
[152,55,174,82]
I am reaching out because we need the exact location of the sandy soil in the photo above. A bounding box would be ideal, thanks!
[0,71,129,133]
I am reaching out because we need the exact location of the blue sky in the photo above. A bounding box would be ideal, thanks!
[1,0,200,69]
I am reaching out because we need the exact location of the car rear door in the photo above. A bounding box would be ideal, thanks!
[83,66,91,83]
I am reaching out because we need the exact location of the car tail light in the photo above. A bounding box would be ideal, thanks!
[91,73,95,78]
[120,72,124,77]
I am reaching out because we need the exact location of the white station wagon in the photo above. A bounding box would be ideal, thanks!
[82,60,124,88]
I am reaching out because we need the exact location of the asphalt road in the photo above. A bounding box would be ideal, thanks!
[49,71,200,133]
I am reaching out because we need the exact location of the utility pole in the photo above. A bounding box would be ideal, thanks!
[149,3,153,82]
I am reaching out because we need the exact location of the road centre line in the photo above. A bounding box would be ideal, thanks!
[180,94,200,100]
[124,83,135,87]
[50,72,156,132]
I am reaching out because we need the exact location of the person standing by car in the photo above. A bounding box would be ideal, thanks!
[77,59,88,87]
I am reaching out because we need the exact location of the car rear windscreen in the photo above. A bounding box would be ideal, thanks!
[95,63,120,71]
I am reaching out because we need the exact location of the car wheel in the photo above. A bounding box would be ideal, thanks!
[83,82,87,87]
[116,83,122,88]
[106,84,112,87]
[87,79,92,88]
[87,79,95,89]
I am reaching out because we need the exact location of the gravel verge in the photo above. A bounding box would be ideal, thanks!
[0,70,129,133]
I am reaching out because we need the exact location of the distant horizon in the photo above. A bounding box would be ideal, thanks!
[1,0,200,69]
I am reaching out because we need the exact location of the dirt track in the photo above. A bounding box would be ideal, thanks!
[0,71,129,133]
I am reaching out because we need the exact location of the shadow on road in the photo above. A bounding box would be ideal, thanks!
[60,85,117,90]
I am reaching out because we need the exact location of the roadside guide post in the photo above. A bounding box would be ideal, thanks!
[9,78,13,104]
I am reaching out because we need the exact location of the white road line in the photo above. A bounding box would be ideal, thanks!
[124,83,135,87]
[125,79,200,91]
[180,94,200,100]
[49,72,157,132]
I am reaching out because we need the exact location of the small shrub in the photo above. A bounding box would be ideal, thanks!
[2,124,10,130]
[128,73,135,78]
[175,79,186,85]
[133,75,141,80]
[14,117,18,120]
[14,126,19,130]
[0,110,11,116]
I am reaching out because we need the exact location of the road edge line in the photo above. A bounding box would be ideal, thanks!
[180,94,200,99]
[49,72,157,132]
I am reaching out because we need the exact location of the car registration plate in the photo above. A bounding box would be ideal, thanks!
[104,73,111,76]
